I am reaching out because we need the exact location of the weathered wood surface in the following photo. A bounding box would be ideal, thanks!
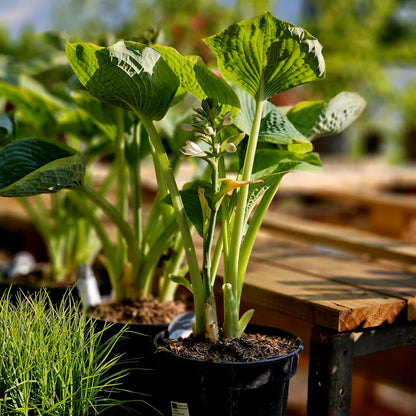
[241,212,416,331]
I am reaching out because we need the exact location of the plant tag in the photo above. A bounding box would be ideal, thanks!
[170,401,190,416]
[76,264,101,308]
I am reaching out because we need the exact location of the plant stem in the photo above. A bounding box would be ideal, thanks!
[129,122,143,249]
[237,178,281,302]
[227,98,265,298]
[159,235,185,302]
[137,217,178,298]
[77,183,141,291]
[139,116,205,334]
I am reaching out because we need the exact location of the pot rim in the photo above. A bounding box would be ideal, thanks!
[154,323,303,367]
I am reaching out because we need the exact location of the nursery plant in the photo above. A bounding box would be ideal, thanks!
[0,76,102,283]
[0,12,365,339]
[0,288,129,415]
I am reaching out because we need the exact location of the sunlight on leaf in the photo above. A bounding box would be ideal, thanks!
[153,45,240,117]
[66,41,179,120]
[204,12,325,101]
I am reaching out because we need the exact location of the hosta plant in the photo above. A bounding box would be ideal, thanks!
[0,12,365,340]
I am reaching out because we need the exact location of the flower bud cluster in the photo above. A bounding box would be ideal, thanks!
[180,98,237,160]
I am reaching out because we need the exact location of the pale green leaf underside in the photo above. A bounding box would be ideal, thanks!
[251,148,322,182]
[245,150,321,220]
[204,12,325,101]
[66,41,179,121]
[234,88,312,152]
[153,45,240,117]
[0,139,85,196]
[287,92,367,139]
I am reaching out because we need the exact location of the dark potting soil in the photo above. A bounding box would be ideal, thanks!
[89,297,189,324]
[156,329,299,362]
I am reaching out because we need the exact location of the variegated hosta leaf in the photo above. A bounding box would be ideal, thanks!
[259,108,313,153]
[153,45,240,117]
[0,139,85,197]
[287,92,367,140]
[234,88,313,153]
[66,41,179,121]
[204,12,325,101]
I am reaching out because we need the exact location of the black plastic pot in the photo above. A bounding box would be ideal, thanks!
[94,318,168,415]
[153,324,303,416]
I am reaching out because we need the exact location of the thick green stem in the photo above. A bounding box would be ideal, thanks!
[227,98,265,298]
[139,116,205,334]
[115,108,128,227]
[129,122,143,248]
[202,162,219,299]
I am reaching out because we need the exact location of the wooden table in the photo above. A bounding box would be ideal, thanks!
[240,212,416,416]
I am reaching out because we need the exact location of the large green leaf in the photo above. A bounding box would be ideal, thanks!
[204,12,325,101]
[66,41,179,120]
[0,139,85,197]
[286,92,367,139]
[153,45,240,117]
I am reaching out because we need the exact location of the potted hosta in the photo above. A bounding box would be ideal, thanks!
[0,11,366,415]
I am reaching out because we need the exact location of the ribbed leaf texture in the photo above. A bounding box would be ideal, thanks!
[66,41,179,121]
[0,139,85,196]
[204,12,325,101]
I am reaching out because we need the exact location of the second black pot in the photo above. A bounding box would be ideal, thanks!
[94,318,168,415]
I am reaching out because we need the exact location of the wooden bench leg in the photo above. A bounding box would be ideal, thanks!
[307,327,355,416]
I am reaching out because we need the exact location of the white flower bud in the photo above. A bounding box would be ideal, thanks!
[181,141,206,157]
[179,124,195,132]
[225,143,237,153]
[222,112,232,126]
[204,126,215,136]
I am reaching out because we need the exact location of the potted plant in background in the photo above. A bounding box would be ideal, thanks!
[0,287,129,415]
[0,11,366,415]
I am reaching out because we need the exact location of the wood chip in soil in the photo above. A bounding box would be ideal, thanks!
[156,330,300,363]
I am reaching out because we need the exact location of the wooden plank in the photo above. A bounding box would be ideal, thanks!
[261,212,416,264]
[241,260,406,332]
[252,229,416,302]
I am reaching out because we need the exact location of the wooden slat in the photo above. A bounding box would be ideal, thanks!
[241,260,406,332]
[252,229,416,301]
[261,212,416,264]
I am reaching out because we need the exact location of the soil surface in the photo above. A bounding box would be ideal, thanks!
[156,329,300,362]
[89,297,189,324]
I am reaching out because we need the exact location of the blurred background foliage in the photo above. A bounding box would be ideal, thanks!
[0,0,415,161]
